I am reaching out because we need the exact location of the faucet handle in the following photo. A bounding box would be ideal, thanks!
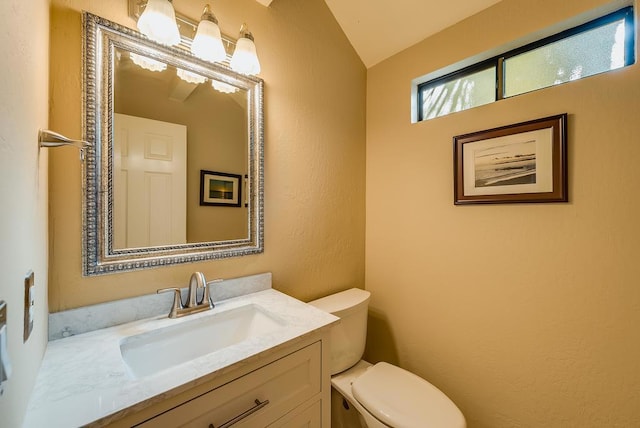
[157,287,183,318]
[201,279,223,308]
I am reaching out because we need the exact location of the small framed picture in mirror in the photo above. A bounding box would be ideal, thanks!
[200,170,243,207]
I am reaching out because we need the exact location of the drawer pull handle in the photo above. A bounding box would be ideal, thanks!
[209,398,270,428]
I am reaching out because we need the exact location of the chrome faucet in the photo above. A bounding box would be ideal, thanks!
[157,272,221,318]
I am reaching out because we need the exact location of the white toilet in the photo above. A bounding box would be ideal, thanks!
[308,288,466,428]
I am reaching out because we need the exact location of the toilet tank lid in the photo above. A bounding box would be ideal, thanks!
[352,362,466,428]
[307,288,370,315]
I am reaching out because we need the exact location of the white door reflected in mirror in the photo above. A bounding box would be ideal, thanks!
[113,114,187,249]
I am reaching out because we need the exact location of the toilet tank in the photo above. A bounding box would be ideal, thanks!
[308,288,370,375]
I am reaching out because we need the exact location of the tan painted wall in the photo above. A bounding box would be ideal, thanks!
[365,0,640,427]
[0,0,50,425]
[49,0,366,310]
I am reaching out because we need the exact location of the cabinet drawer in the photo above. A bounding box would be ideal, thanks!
[137,341,321,428]
[267,400,321,428]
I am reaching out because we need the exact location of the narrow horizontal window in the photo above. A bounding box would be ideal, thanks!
[416,6,635,122]
[503,13,631,97]
[420,66,495,121]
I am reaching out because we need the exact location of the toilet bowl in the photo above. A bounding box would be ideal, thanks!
[308,288,466,428]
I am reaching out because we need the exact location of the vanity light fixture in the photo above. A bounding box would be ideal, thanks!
[230,24,261,76]
[136,0,181,46]
[191,5,226,63]
[129,0,262,76]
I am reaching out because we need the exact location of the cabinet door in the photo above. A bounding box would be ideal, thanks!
[136,342,321,428]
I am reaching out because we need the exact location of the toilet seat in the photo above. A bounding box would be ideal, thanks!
[352,362,466,428]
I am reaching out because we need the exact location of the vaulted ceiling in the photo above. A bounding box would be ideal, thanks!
[322,0,503,68]
[258,0,503,67]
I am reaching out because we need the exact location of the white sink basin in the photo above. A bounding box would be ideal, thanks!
[119,304,287,379]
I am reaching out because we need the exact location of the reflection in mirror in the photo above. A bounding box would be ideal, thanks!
[113,48,249,248]
[82,13,263,275]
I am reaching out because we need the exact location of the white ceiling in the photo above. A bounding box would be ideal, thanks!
[322,0,503,68]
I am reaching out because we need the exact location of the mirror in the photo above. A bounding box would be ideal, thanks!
[82,12,264,275]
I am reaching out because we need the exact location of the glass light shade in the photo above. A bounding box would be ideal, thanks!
[137,0,181,46]
[230,35,261,75]
[176,68,207,84]
[191,20,226,63]
[130,52,167,72]
[211,79,239,93]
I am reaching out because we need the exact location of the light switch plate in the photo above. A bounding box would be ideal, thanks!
[0,301,6,326]
[0,300,6,395]
[24,271,34,342]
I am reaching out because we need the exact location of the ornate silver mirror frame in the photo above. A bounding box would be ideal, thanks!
[82,12,264,276]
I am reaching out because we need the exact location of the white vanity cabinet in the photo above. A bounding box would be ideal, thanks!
[137,342,321,427]
[109,332,331,428]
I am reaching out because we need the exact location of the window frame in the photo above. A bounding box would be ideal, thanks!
[417,6,635,122]
[418,59,498,121]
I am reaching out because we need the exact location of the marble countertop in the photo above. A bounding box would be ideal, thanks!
[24,289,338,427]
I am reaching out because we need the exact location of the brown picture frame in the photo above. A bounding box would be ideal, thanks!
[454,114,567,205]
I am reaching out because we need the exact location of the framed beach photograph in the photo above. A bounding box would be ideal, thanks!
[453,114,567,205]
[200,170,242,207]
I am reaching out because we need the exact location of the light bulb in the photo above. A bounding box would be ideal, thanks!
[191,5,227,63]
[137,0,181,46]
[230,24,261,75]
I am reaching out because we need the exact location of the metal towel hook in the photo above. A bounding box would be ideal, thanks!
[38,129,91,160]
